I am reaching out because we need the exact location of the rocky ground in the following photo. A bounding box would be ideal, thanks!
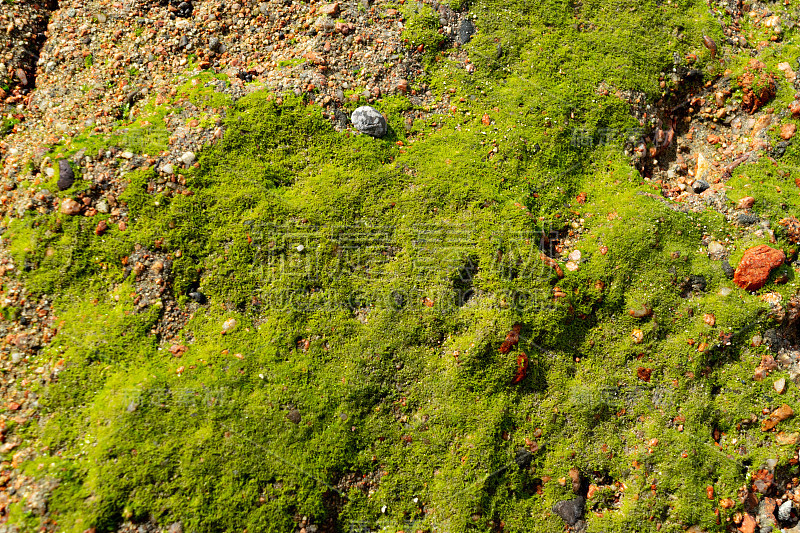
[5,0,800,530]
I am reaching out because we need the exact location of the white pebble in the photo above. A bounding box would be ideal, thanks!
[181,151,196,166]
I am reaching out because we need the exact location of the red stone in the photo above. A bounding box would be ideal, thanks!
[734,245,785,291]
[94,220,108,236]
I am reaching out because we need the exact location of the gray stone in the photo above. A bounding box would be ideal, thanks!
[552,496,585,526]
[736,213,759,226]
[57,160,75,191]
[457,19,475,44]
[721,259,735,279]
[351,106,387,138]
[779,499,793,521]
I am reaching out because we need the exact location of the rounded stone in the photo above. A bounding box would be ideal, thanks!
[57,159,75,191]
[180,152,196,166]
[350,106,388,138]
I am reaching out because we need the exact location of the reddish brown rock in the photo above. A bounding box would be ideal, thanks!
[739,60,776,113]
[94,220,108,236]
[637,367,652,382]
[734,245,785,290]
[737,196,755,210]
[791,100,800,118]
[395,78,409,94]
[738,513,756,533]
[60,198,81,215]
[781,123,797,140]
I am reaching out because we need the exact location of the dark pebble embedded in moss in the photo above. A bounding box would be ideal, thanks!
[552,497,585,527]
[514,447,532,468]
[287,409,301,424]
[57,160,74,191]
[457,19,475,44]
[189,291,207,304]
[692,179,710,193]
[721,259,735,279]
[736,213,759,226]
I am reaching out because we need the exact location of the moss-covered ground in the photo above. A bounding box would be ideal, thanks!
[7,0,800,531]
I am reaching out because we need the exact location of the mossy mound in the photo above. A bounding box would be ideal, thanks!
[7,0,800,532]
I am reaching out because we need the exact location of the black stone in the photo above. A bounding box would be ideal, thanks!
[775,140,790,159]
[176,1,193,17]
[57,159,75,191]
[692,179,710,193]
[764,329,781,351]
[552,497,585,526]
[721,259,735,279]
[514,447,532,468]
[189,291,207,304]
[689,274,707,292]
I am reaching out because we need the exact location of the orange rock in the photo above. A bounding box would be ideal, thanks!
[569,467,581,493]
[720,497,734,508]
[637,367,652,382]
[762,404,794,431]
[540,253,564,278]
[781,123,797,140]
[738,513,756,533]
[791,100,800,118]
[737,196,755,209]
[734,245,785,290]
[60,198,81,216]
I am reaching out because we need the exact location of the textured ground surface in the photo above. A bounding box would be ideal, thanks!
[6,0,800,532]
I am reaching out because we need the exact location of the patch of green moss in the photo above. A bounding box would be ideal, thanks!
[401,3,447,63]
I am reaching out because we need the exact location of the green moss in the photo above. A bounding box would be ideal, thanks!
[9,0,800,531]
[401,3,446,62]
